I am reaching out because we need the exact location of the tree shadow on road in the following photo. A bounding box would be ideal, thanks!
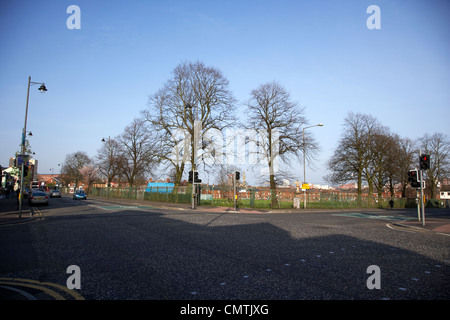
[2,207,449,300]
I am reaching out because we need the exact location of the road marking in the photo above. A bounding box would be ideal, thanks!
[0,280,65,300]
[333,212,416,221]
[0,278,85,300]
[0,285,37,300]
[93,205,158,211]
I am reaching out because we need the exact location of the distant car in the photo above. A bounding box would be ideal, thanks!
[73,190,87,200]
[51,190,61,198]
[28,191,49,206]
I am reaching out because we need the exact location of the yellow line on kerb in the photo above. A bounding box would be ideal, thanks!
[0,278,85,300]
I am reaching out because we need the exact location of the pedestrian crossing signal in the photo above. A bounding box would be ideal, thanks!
[408,169,420,188]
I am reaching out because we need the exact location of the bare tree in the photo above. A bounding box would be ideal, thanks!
[370,128,396,198]
[96,137,122,187]
[79,164,98,193]
[418,132,450,198]
[60,151,92,189]
[326,112,382,199]
[393,136,415,198]
[118,118,158,187]
[245,81,316,207]
[144,61,236,188]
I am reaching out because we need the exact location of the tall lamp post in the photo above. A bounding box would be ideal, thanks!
[101,136,112,199]
[185,103,201,209]
[19,76,47,218]
[302,123,323,209]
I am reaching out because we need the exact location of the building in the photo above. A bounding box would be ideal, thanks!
[440,185,450,200]
[37,174,60,187]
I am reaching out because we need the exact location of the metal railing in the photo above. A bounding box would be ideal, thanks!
[63,185,411,209]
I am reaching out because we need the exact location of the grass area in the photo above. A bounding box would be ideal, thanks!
[201,198,409,209]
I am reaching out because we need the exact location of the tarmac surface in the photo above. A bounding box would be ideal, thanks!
[1,194,449,301]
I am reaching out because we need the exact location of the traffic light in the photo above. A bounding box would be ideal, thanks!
[23,165,29,177]
[194,172,202,183]
[420,154,430,170]
[408,169,420,188]
[189,171,202,183]
[235,171,240,180]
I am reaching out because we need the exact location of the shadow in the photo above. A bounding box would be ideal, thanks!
[1,203,449,301]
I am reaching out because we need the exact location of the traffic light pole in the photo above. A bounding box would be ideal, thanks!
[419,150,426,226]
[192,173,195,210]
[419,168,425,226]
[416,190,421,222]
[234,170,237,211]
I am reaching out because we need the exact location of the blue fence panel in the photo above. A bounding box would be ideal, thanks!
[145,182,174,194]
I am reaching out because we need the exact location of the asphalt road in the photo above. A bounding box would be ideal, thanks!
[1,195,449,301]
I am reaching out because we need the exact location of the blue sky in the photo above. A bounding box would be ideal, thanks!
[1,0,449,186]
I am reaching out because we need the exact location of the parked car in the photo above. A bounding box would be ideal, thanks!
[73,190,87,200]
[28,191,49,206]
[51,189,61,198]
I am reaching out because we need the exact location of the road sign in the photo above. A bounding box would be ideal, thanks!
[302,183,310,190]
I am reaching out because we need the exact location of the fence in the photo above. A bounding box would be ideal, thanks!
[67,185,411,209]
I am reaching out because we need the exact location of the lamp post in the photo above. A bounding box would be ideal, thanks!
[302,123,323,209]
[19,76,47,218]
[185,103,201,209]
[101,136,112,199]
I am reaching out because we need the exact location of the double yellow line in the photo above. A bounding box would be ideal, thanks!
[0,278,85,300]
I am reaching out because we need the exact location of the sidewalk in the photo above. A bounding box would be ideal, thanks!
[86,194,450,234]
[393,217,450,235]
[85,193,270,214]
[0,198,33,226]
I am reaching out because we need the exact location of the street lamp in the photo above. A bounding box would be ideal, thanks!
[19,76,47,218]
[38,84,47,92]
[302,123,323,209]
[101,136,112,198]
[185,103,200,209]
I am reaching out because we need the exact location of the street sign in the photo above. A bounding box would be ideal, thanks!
[16,154,30,167]
[302,183,310,190]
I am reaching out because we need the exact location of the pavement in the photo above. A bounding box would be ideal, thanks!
[0,197,34,226]
[391,213,450,234]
